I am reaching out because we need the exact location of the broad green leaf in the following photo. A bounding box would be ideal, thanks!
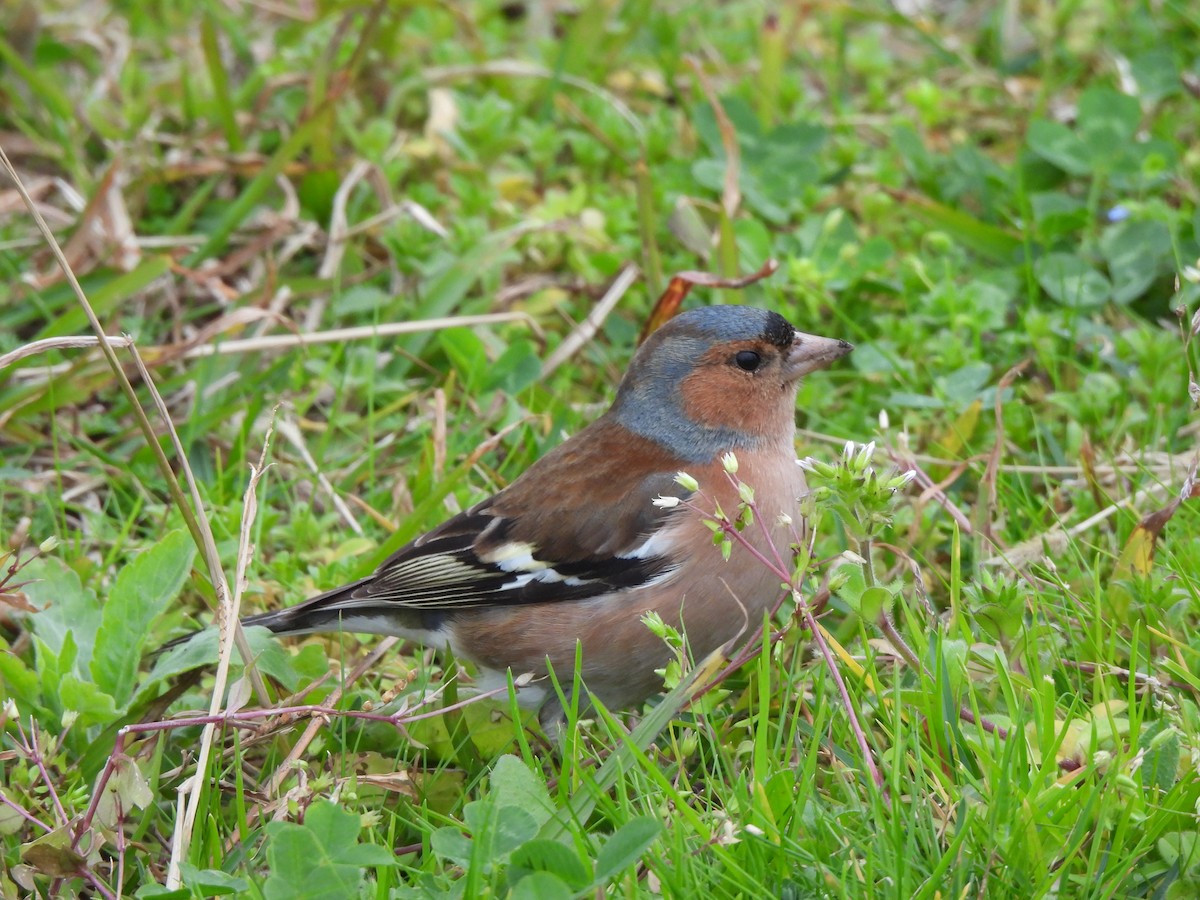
[1140,721,1180,793]
[331,284,391,317]
[1100,218,1171,304]
[492,806,539,858]
[691,95,760,155]
[1157,832,1200,876]
[145,626,307,692]
[32,635,70,706]
[486,338,541,394]
[338,843,398,867]
[1130,49,1181,105]
[1078,86,1140,147]
[0,637,41,709]
[509,840,592,889]
[940,364,992,406]
[489,755,555,828]
[179,864,249,896]
[463,797,538,859]
[1034,253,1112,307]
[299,801,394,866]
[1030,191,1088,240]
[430,826,473,867]
[263,800,394,900]
[1026,120,1091,176]
[594,816,661,884]
[92,530,196,706]
[58,674,118,727]
[21,558,100,672]
[438,327,489,393]
[892,124,935,179]
[848,341,915,377]
[855,586,893,621]
[510,872,572,900]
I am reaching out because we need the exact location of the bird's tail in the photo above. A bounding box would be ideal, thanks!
[161,575,384,653]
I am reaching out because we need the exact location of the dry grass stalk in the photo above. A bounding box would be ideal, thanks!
[167,414,276,888]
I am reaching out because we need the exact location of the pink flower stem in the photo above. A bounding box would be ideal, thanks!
[688,497,887,798]
[74,683,513,849]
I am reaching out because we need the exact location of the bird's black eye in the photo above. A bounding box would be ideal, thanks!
[733,350,762,372]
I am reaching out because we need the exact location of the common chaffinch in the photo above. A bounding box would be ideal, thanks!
[201,306,851,726]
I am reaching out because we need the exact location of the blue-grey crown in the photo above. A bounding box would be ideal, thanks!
[664,305,796,349]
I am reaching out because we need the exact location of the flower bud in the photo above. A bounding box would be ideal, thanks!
[674,471,699,492]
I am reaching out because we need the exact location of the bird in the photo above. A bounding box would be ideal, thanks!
[173,305,852,728]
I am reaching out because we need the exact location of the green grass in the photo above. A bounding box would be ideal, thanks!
[3,0,1200,896]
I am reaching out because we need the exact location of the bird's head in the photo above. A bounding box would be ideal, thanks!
[610,305,853,461]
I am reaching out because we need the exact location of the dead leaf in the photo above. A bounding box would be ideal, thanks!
[667,197,713,260]
[1079,435,1106,510]
[354,772,418,799]
[934,400,982,462]
[1114,461,1199,579]
[639,259,779,344]
[22,829,85,878]
[0,589,39,613]
[27,164,140,289]
[95,756,154,831]
[425,87,459,158]
[226,674,253,716]
[148,307,296,366]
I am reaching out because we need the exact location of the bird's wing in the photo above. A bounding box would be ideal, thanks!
[293,419,695,620]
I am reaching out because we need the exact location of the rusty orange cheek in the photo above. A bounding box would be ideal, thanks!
[679,365,782,435]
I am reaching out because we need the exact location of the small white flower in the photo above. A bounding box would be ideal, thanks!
[721,451,739,474]
[795,457,817,472]
[1182,262,1200,284]
[878,408,890,430]
[776,513,793,527]
[39,536,60,554]
[2,698,17,719]
[743,824,765,837]
[843,440,856,460]
[653,495,681,508]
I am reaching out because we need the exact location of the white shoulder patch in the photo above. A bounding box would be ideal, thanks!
[478,540,548,572]
[619,525,679,560]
